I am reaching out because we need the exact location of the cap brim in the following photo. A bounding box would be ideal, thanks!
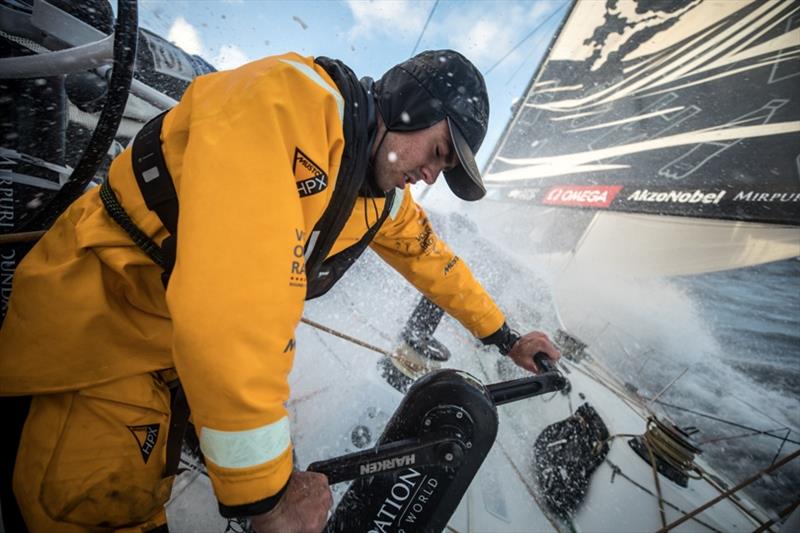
[443,116,486,201]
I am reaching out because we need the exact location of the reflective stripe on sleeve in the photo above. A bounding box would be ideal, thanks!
[279,59,344,121]
[199,417,291,469]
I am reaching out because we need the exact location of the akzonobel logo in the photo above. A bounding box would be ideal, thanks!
[627,189,726,204]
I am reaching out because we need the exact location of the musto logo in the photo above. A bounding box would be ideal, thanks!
[369,469,439,533]
[543,185,622,208]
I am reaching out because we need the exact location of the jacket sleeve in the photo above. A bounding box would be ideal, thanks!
[369,188,505,338]
[164,54,344,516]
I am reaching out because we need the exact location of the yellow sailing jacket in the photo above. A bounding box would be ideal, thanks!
[0,53,504,511]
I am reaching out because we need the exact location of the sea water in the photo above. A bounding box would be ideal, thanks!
[417,207,799,519]
[671,257,800,515]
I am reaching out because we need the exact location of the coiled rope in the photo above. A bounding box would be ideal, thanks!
[642,417,702,481]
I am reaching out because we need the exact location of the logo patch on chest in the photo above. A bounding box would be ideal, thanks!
[293,148,328,197]
[127,424,160,464]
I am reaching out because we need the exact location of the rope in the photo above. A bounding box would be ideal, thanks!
[99,180,165,267]
[645,431,668,529]
[642,418,701,481]
[298,317,428,376]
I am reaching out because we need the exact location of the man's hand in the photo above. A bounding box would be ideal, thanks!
[507,331,560,374]
[249,471,332,533]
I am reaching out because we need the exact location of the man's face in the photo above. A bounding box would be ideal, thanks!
[372,120,458,193]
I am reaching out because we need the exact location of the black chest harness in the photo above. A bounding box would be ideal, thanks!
[100,57,393,300]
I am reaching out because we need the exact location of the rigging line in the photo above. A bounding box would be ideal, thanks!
[695,468,770,529]
[732,394,796,431]
[604,459,723,533]
[411,0,439,56]
[505,23,552,84]
[567,360,651,421]
[657,448,800,532]
[770,428,792,468]
[484,1,568,75]
[644,398,800,446]
[698,427,789,445]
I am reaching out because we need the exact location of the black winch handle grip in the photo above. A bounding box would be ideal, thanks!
[486,371,567,406]
[534,351,556,374]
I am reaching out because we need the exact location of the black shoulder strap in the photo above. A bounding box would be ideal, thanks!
[304,57,371,285]
[131,111,177,233]
[305,190,395,300]
[130,111,177,286]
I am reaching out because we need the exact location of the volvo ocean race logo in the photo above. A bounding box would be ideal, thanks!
[368,468,439,533]
[542,185,622,208]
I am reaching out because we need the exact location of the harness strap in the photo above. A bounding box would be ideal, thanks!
[166,382,190,477]
[130,111,177,285]
[306,192,394,300]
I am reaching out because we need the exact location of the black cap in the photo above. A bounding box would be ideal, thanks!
[374,50,489,201]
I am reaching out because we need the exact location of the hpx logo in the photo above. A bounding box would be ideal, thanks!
[293,148,328,198]
[543,185,622,208]
[127,424,160,463]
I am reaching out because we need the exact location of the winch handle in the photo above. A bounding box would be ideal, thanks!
[486,370,566,406]
[534,351,556,374]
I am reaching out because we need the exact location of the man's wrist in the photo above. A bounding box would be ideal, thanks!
[218,481,289,519]
[480,322,520,356]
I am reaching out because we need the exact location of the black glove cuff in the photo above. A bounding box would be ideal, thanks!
[218,481,290,518]
[480,322,521,356]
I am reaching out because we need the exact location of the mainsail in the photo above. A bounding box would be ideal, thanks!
[476,0,800,278]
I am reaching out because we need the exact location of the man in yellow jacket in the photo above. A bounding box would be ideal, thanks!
[0,50,559,532]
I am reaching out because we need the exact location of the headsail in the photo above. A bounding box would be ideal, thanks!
[475,0,800,278]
